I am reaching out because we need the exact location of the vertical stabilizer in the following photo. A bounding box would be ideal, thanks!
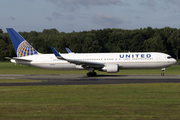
[6,28,39,57]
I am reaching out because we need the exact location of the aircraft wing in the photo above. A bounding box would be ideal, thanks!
[51,47,104,68]
[5,57,32,62]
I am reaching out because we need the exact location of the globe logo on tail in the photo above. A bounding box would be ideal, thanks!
[17,41,38,57]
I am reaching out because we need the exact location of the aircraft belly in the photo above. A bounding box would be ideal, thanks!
[120,62,171,69]
[30,63,77,70]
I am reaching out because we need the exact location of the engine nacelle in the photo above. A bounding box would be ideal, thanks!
[102,64,119,73]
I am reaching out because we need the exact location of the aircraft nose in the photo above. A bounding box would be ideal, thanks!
[171,58,177,65]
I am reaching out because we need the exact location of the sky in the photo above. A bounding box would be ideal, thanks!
[1,0,180,33]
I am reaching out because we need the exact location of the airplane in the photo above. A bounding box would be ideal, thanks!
[6,28,177,77]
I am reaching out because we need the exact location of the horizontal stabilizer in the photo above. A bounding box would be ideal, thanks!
[5,57,32,62]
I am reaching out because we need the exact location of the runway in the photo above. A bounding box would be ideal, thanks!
[0,74,180,86]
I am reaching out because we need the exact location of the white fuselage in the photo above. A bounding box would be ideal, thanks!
[11,52,177,71]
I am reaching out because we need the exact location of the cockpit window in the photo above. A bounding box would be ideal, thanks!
[167,56,173,59]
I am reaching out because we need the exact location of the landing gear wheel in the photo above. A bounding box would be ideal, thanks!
[161,73,164,76]
[161,68,165,76]
[87,72,97,77]
[87,72,91,77]
[92,72,97,76]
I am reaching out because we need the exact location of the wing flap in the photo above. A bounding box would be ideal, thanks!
[67,59,104,68]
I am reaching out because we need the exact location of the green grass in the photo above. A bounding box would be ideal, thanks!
[0,62,179,75]
[0,84,180,119]
[0,79,40,83]
[0,62,180,119]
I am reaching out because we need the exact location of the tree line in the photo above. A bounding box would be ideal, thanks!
[0,27,179,61]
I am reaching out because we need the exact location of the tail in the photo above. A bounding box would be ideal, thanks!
[6,28,39,57]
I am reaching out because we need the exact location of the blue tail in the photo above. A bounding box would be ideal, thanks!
[6,28,38,57]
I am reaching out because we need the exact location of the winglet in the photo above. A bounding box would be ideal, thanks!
[65,47,72,53]
[51,47,60,57]
[51,47,65,60]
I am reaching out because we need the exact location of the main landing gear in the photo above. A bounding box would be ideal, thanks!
[87,68,97,77]
[87,72,97,77]
[161,68,165,76]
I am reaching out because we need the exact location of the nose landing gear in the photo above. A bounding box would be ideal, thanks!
[161,68,165,76]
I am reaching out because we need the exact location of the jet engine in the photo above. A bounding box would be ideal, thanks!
[101,64,119,73]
